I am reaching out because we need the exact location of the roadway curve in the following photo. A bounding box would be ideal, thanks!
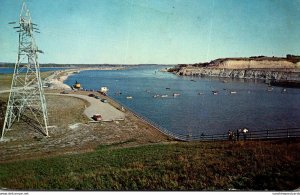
[0,90,125,122]
[61,94,125,121]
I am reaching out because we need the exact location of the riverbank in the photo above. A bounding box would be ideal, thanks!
[0,90,171,163]
[0,66,171,162]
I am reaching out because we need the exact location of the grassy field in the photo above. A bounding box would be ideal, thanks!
[0,140,299,190]
[0,71,53,90]
[0,74,12,91]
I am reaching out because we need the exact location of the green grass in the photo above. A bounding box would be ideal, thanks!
[0,71,53,90]
[0,141,299,190]
[0,74,12,90]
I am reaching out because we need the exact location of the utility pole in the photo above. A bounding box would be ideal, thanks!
[1,1,49,140]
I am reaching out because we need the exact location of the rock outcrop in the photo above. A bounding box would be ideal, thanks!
[170,56,300,81]
[176,67,300,81]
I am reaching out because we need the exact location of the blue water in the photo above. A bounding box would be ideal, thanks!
[0,67,68,74]
[65,65,300,136]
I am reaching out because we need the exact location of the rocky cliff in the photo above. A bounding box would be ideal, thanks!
[176,67,300,81]
[171,56,300,81]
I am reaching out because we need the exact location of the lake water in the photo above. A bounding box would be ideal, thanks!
[65,65,300,136]
[0,67,68,74]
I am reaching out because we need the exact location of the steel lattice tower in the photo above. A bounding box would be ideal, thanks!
[1,1,49,140]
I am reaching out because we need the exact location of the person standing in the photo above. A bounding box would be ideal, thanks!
[236,128,242,141]
[228,130,232,141]
[242,128,249,141]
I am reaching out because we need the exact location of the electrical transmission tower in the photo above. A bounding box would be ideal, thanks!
[1,1,49,140]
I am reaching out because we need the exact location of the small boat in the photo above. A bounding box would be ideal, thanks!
[153,95,160,98]
[190,79,196,82]
[230,91,237,94]
[212,90,218,95]
[166,87,171,90]
[267,87,273,92]
[281,88,287,93]
[173,93,180,97]
[73,80,81,89]
[126,96,133,99]
[198,92,204,95]
[161,95,168,98]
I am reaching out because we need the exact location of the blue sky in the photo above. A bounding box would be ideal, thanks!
[1,0,300,64]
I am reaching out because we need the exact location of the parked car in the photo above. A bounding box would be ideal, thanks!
[101,99,108,103]
[92,114,102,121]
[94,96,100,99]
[60,90,69,94]
[88,94,95,97]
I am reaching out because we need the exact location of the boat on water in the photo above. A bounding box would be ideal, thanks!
[212,90,218,95]
[281,88,287,93]
[126,96,133,99]
[161,95,168,98]
[230,91,237,94]
[73,80,81,89]
[153,94,160,98]
[267,87,273,92]
[198,92,204,95]
[173,93,180,97]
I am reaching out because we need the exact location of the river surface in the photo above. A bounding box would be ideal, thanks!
[65,65,300,136]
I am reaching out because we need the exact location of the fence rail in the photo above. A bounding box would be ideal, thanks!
[108,96,300,142]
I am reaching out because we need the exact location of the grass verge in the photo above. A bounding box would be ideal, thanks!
[0,140,299,190]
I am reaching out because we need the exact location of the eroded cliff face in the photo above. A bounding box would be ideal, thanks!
[173,58,300,81]
[177,67,300,81]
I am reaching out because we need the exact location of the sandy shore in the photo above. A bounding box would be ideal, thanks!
[44,66,124,90]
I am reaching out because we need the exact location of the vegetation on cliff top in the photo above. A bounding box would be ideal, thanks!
[175,55,300,69]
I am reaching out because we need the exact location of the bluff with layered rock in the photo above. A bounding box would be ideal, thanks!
[169,56,300,81]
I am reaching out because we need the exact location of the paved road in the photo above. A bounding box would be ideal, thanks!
[54,94,125,121]
[0,90,125,122]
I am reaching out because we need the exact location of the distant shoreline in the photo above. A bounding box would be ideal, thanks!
[0,64,174,68]
[44,66,125,90]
